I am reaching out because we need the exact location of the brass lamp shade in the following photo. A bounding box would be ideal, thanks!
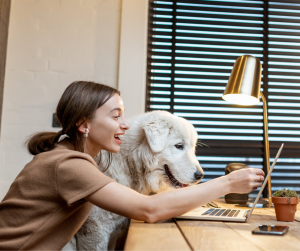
[222,55,262,105]
[222,55,273,207]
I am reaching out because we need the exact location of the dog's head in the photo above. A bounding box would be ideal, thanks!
[127,111,204,193]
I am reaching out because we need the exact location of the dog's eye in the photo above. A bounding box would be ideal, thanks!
[174,144,184,150]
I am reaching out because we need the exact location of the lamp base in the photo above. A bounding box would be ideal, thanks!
[237,198,273,208]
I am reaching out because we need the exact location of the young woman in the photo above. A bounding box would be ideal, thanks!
[0,81,264,250]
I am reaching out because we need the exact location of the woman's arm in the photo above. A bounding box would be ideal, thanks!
[86,168,264,223]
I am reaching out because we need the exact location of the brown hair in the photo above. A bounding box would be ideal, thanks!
[26,81,120,155]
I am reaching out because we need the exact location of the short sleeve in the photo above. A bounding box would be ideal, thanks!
[56,156,114,206]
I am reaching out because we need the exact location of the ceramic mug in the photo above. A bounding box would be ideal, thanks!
[225,163,249,204]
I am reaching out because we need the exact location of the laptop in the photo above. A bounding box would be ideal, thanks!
[175,143,284,222]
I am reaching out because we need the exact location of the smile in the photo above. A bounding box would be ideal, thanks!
[164,164,188,188]
[114,134,124,144]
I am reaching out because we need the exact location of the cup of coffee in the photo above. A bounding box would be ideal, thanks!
[225,163,249,204]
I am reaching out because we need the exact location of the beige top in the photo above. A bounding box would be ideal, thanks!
[0,140,114,250]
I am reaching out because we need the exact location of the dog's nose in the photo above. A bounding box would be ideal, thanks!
[194,170,204,180]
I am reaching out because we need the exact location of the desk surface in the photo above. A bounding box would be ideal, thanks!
[124,199,300,251]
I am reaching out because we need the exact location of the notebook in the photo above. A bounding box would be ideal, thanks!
[175,143,284,222]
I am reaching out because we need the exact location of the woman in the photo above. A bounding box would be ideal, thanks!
[0,81,264,250]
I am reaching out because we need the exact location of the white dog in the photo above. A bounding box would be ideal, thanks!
[63,111,204,250]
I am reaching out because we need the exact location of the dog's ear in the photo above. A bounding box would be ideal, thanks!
[143,120,169,153]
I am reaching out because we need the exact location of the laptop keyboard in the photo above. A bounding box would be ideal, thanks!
[202,208,240,217]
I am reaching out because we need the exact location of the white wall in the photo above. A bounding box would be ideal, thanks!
[0,0,136,200]
[118,0,148,119]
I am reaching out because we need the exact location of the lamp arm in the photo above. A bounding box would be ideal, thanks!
[260,92,272,207]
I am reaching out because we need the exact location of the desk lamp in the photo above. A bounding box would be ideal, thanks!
[222,55,272,208]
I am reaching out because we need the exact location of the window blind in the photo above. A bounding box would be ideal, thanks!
[146,0,300,196]
[267,0,300,193]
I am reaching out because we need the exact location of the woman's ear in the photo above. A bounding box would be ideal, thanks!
[77,121,89,134]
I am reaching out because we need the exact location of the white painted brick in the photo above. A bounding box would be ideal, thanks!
[8,57,48,72]
[48,58,94,73]
[0,152,5,173]
[39,46,62,59]
[0,0,122,200]
[2,110,51,126]
[0,181,12,202]
[0,151,31,180]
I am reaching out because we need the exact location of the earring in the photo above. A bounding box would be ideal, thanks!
[83,128,89,153]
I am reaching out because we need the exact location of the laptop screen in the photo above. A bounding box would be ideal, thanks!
[247,143,284,218]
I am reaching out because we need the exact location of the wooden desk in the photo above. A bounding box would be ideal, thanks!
[124,199,300,251]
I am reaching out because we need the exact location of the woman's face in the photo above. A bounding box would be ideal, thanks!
[85,94,130,156]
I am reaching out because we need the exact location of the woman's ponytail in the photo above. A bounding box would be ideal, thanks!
[26,130,62,155]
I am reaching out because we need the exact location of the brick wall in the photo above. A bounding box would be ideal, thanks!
[0,0,122,200]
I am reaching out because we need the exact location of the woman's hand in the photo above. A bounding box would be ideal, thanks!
[86,168,265,223]
[227,168,265,194]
